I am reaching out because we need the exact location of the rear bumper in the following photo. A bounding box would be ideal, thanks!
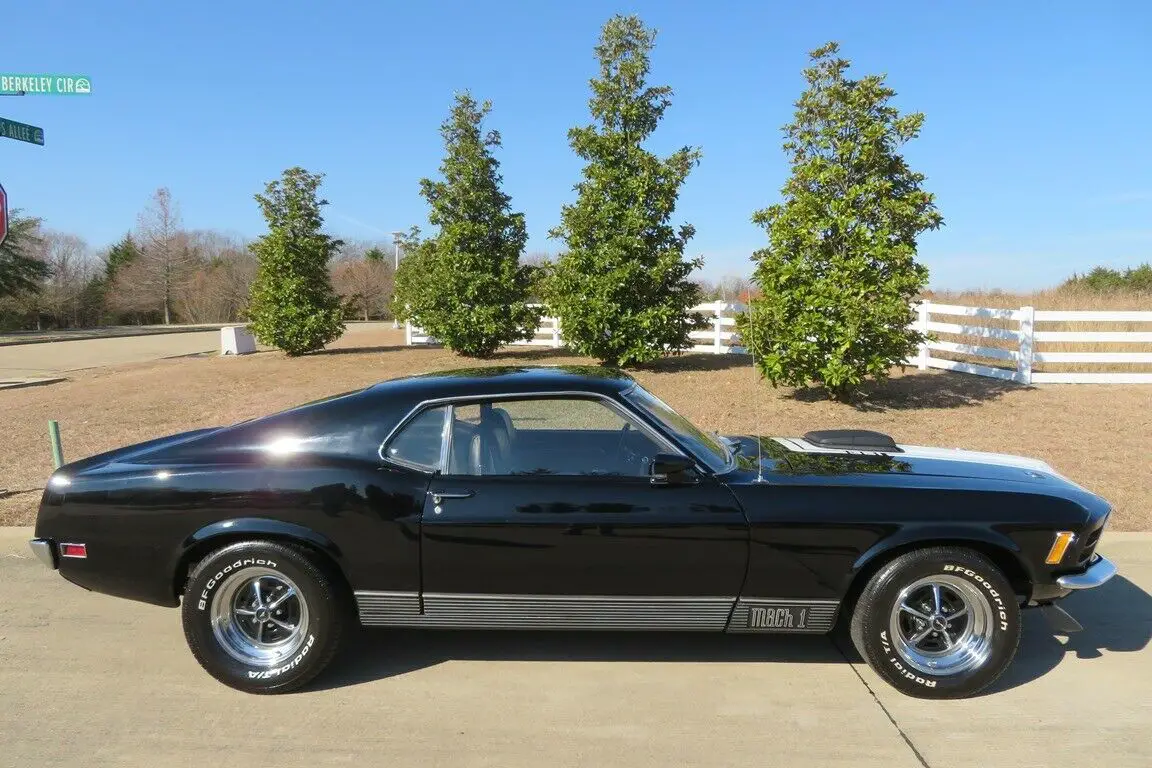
[29,538,57,570]
[1056,554,1116,590]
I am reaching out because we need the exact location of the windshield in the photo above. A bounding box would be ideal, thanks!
[625,385,730,472]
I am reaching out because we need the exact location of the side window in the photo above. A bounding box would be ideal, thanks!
[384,406,447,471]
[447,397,662,477]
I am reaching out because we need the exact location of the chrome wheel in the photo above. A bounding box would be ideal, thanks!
[888,574,994,676]
[210,567,309,667]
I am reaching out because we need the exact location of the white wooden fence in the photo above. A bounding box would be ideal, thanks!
[406,299,1152,384]
[911,301,1152,384]
[406,301,747,354]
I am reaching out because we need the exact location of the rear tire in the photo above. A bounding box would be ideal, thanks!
[850,546,1021,699]
[181,540,346,694]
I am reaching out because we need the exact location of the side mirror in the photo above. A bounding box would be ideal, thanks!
[650,453,696,485]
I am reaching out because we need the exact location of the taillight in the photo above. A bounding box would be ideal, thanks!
[59,543,87,559]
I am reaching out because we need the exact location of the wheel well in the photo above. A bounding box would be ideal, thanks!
[837,539,1032,628]
[173,533,352,603]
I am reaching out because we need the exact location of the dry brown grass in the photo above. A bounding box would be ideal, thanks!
[923,287,1152,375]
[1,326,1149,529]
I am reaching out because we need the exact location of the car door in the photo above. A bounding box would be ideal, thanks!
[418,395,749,630]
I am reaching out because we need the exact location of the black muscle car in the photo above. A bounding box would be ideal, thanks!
[29,366,1116,697]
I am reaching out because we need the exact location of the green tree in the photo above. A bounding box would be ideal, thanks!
[738,42,942,400]
[104,233,142,280]
[364,246,387,263]
[0,211,49,300]
[393,92,539,357]
[546,15,704,367]
[247,167,345,355]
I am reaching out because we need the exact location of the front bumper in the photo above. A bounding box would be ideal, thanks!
[28,538,56,570]
[1056,554,1116,590]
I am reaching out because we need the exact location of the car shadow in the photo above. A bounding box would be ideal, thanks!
[984,575,1152,695]
[309,576,1150,694]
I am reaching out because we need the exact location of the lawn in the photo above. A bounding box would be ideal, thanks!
[1,326,1149,529]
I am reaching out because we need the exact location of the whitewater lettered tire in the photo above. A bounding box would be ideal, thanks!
[181,540,346,694]
[850,546,1021,699]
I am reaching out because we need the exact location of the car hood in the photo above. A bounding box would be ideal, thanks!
[729,435,1079,486]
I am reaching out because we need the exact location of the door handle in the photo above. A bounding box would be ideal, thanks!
[428,490,475,504]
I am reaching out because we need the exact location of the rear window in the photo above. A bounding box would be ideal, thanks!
[383,406,447,471]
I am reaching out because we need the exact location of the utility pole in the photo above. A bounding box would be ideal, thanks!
[391,231,404,328]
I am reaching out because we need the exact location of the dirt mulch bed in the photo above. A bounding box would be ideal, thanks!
[2,327,1149,529]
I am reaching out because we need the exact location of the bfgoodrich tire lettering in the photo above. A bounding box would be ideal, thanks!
[850,546,1021,699]
[181,540,346,694]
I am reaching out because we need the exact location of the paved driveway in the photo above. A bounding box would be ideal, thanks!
[0,331,221,380]
[0,528,1148,768]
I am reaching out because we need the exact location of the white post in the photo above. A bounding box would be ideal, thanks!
[917,301,930,370]
[551,316,561,348]
[404,320,412,346]
[713,313,723,354]
[1017,305,1035,385]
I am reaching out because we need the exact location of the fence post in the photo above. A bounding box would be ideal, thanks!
[404,320,412,346]
[916,301,930,370]
[551,316,561,348]
[1017,305,1035,384]
[48,420,64,469]
[713,313,723,354]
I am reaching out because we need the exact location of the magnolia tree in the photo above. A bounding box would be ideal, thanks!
[738,43,942,400]
[247,167,345,355]
[393,93,539,357]
[546,15,703,367]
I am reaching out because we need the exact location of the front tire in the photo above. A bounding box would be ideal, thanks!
[181,540,346,694]
[850,546,1021,699]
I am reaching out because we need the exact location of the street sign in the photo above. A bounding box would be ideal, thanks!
[0,183,9,249]
[0,74,92,96]
[0,116,45,145]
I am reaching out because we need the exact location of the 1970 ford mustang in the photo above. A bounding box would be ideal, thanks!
[30,366,1116,697]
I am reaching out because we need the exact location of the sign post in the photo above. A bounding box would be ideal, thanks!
[0,74,92,96]
[0,182,8,248]
[0,116,45,145]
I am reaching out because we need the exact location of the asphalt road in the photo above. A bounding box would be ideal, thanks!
[1,528,1149,768]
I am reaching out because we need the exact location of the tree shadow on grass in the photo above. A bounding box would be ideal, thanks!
[638,353,754,374]
[312,345,411,356]
[791,370,1031,412]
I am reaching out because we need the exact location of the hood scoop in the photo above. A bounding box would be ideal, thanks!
[801,430,902,453]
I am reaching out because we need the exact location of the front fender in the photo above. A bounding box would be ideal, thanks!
[846,523,1033,594]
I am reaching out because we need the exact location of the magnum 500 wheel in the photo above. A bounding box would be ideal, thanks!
[181,540,346,694]
[850,547,1021,699]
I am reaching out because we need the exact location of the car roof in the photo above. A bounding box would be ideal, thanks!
[367,365,636,403]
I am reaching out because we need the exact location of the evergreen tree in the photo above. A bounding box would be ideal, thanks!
[547,15,703,367]
[394,93,539,357]
[247,167,345,355]
[739,42,942,400]
[0,211,49,300]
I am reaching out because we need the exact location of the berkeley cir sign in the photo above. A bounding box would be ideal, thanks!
[0,74,92,96]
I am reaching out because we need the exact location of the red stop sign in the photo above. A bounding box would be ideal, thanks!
[0,183,8,248]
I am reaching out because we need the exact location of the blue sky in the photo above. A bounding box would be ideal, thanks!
[2,0,1150,290]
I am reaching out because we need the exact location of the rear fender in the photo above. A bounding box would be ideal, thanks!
[173,518,346,597]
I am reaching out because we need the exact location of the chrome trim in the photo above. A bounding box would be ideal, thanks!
[377,390,690,476]
[1056,554,1117,590]
[727,597,839,633]
[28,539,56,570]
[354,591,735,630]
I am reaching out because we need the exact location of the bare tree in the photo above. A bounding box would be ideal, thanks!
[41,231,98,327]
[178,230,257,322]
[332,251,394,321]
[118,188,193,324]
